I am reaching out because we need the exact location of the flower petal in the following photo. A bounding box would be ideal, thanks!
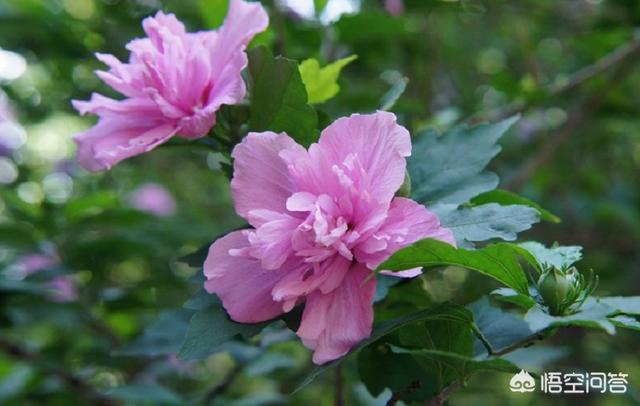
[297,263,376,364]
[359,197,456,271]
[204,231,286,323]
[315,111,411,203]
[230,131,305,222]
[73,117,176,171]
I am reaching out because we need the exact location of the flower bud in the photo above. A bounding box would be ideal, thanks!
[537,266,586,315]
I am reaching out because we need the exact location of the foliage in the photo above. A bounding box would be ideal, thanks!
[1,0,640,405]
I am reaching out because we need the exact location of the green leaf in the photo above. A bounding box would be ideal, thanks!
[198,0,229,29]
[248,46,319,147]
[409,116,519,206]
[117,309,192,357]
[390,346,520,382]
[358,303,475,400]
[314,0,329,14]
[599,296,640,315]
[178,298,267,361]
[299,55,357,104]
[469,296,535,356]
[501,347,569,373]
[293,302,469,392]
[379,76,408,111]
[471,189,561,223]
[438,203,540,245]
[380,239,530,295]
[104,385,182,405]
[491,288,537,309]
[610,315,640,331]
[525,298,616,334]
[518,242,582,270]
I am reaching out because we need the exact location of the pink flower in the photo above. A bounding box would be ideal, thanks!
[130,183,177,216]
[385,0,405,16]
[46,276,78,303]
[203,112,455,364]
[12,253,77,302]
[72,0,268,171]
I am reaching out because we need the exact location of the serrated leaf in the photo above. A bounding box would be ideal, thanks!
[518,242,582,270]
[379,239,530,295]
[525,298,616,334]
[439,203,540,245]
[299,55,357,104]
[471,189,561,223]
[598,296,640,315]
[469,296,535,356]
[409,116,519,206]
[248,46,319,147]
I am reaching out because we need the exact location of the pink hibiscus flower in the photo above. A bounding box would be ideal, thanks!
[203,111,455,364]
[72,0,268,171]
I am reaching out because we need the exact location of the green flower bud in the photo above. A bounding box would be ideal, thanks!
[537,266,583,315]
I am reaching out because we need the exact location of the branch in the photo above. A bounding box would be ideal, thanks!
[0,338,116,406]
[506,55,639,190]
[477,34,640,123]
[425,330,548,406]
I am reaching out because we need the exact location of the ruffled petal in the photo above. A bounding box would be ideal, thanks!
[203,231,286,323]
[203,0,269,110]
[73,117,176,171]
[358,197,456,272]
[297,264,376,364]
[230,131,306,222]
[315,111,411,204]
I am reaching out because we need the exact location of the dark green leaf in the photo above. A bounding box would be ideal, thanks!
[104,384,182,405]
[491,288,537,309]
[380,239,530,295]
[409,116,519,206]
[248,46,319,147]
[525,298,616,334]
[438,203,540,245]
[469,297,535,356]
[518,242,582,270]
[178,299,268,361]
[471,189,561,223]
[117,309,192,357]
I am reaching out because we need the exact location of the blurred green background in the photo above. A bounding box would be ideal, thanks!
[0,0,639,404]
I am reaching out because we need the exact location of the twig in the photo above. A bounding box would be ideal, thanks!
[426,381,462,406]
[202,363,242,405]
[425,330,548,405]
[506,56,639,190]
[386,380,423,406]
[477,34,640,123]
[0,338,116,405]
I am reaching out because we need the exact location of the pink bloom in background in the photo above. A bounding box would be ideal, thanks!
[130,183,177,216]
[385,0,405,16]
[12,253,77,303]
[14,254,58,277]
[47,276,78,303]
[72,0,268,171]
[204,111,455,364]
